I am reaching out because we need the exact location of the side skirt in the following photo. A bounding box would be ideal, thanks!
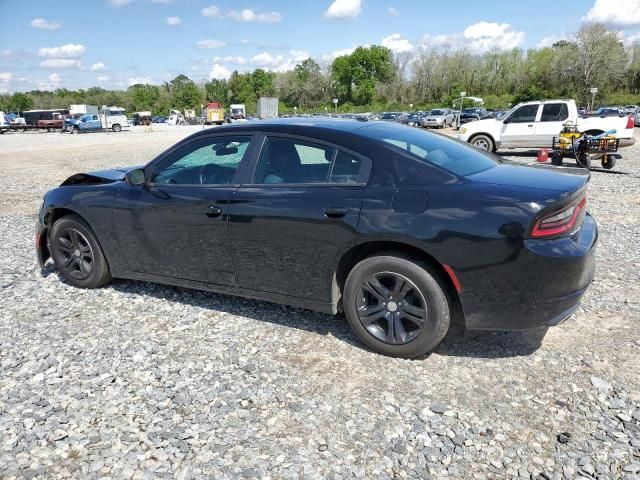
[112,270,338,315]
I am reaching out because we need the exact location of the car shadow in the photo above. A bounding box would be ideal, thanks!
[107,278,546,360]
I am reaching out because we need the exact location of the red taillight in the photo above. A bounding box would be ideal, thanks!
[627,115,635,129]
[531,196,587,238]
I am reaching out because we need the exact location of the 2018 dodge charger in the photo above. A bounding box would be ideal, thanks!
[36,119,597,358]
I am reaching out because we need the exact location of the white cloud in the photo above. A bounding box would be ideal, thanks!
[40,59,83,69]
[583,0,640,26]
[91,62,106,71]
[421,21,525,52]
[109,0,132,6]
[128,76,154,85]
[241,38,251,45]
[209,64,232,80]
[0,72,11,93]
[324,0,362,19]
[381,33,414,53]
[97,75,110,82]
[387,7,400,16]
[38,73,62,91]
[0,49,11,57]
[227,9,282,23]
[537,33,569,48]
[202,5,222,17]
[151,0,172,3]
[30,18,61,30]
[166,16,180,25]
[290,49,310,61]
[251,52,285,67]
[321,46,357,62]
[214,55,247,65]
[196,39,226,49]
[625,31,640,45]
[38,43,86,58]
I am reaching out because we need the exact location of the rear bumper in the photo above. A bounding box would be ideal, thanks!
[460,213,597,330]
[618,137,636,148]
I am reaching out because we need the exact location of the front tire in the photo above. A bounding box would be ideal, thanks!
[469,134,494,152]
[343,254,450,358]
[49,215,112,289]
[112,124,121,132]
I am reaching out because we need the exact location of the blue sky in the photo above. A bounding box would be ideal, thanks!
[1,0,640,93]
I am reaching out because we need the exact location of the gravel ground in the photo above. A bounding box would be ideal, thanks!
[1,125,639,479]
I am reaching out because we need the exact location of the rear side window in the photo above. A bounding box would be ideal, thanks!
[331,151,362,184]
[253,137,365,185]
[540,103,569,122]
[254,137,333,184]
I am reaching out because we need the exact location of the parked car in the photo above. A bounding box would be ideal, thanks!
[36,118,597,358]
[624,105,640,126]
[459,108,490,125]
[593,107,624,115]
[379,112,403,122]
[65,114,103,133]
[457,99,636,151]
[422,109,455,128]
[401,113,426,127]
[153,116,167,123]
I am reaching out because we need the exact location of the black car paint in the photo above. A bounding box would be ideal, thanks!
[37,119,597,330]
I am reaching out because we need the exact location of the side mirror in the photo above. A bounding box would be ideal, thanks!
[502,117,510,124]
[125,168,146,186]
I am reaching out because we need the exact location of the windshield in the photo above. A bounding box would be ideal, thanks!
[358,123,499,176]
[429,110,445,115]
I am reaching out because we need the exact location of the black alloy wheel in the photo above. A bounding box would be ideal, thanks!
[357,272,427,345]
[54,228,94,280]
[49,214,112,288]
[343,253,450,358]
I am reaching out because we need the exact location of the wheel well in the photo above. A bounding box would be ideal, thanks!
[335,241,463,321]
[45,207,81,229]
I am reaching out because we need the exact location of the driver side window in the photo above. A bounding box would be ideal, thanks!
[152,136,251,185]
[508,104,540,123]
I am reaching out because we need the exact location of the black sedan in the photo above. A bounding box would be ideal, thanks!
[36,119,597,358]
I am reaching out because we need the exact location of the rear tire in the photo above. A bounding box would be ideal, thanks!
[601,155,616,169]
[343,254,450,358]
[577,152,591,168]
[551,152,563,166]
[49,215,112,289]
[112,124,121,132]
[469,134,495,152]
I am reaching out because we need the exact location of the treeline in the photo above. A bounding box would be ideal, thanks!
[2,23,640,115]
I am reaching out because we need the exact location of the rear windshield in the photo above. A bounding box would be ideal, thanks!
[357,123,499,177]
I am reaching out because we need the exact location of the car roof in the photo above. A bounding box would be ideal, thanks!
[195,117,391,135]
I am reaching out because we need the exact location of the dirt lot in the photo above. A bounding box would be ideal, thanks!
[1,125,639,479]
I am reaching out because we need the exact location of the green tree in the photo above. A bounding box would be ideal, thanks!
[129,84,160,111]
[168,74,201,110]
[205,79,230,103]
[8,92,34,111]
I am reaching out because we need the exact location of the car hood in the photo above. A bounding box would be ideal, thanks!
[60,166,140,186]
[467,162,589,194]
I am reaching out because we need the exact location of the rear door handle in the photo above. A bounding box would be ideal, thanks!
[204,205,222,217]
[324,207,347,218]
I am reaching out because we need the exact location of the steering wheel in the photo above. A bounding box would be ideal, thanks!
[199,164,224,184]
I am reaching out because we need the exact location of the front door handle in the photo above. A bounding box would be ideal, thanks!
[324,207,347,218]
[204,205,222,217]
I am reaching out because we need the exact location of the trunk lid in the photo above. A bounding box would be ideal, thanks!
[467,162,589,195]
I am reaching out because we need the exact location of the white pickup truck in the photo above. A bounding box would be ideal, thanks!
[457,99,635,152]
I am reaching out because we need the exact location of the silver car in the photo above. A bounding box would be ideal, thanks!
[422,108,455,128]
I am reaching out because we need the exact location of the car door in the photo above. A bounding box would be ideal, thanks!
[88,114,101,130]
[227,134,370,303]
[113,134,257,285]
[534,103,570,146]
[500,104,541,147]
